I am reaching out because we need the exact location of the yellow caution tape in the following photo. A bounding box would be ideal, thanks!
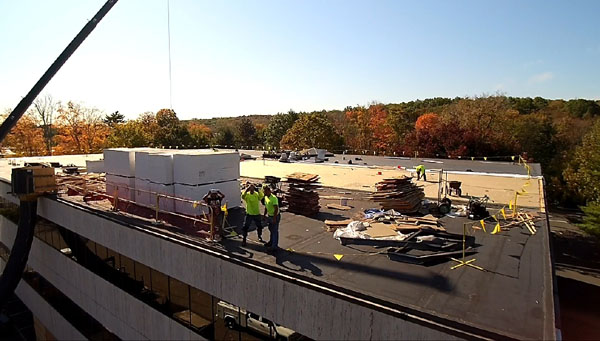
[509,200,513,210]
[500,207,507,220]
[480,219,487,232]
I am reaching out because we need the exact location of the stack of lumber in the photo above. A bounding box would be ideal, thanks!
[392,214,445,231]
[324,219,352,232]
[368,176,424,213]
[285,172,321,216]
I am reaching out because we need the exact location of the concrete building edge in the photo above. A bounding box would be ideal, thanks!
[44,194,525,340]
[0,217,203,340]
[0,258,86,340]
[540,177,561,339]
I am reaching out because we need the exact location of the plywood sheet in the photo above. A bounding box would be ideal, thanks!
[365,223,398,238]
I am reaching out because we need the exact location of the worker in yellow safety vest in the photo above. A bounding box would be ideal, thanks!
[241,184,264,246]
[416,164,426,181]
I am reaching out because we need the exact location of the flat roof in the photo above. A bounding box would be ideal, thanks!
[0,154,555,339]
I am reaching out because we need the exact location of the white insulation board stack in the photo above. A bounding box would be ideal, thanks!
[106,174,136,201]
[135,179,151,207]
[174,180,241,216]
[135,150,174,184]
[85,159,104,173]
[150,182,175,212]
[173,151,240,185]
[104,148,138,177]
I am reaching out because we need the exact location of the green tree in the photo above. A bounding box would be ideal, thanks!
[104,111,125,127]
[153,109,191,147]
[236,117,257,148]
[280,113,343,150]
[106,120,153,147]
[579,204,600,237]
[564,119,600,204]
[214,127,236,147]
[264,110,299,149]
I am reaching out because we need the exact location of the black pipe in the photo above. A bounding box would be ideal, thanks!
[0,200,37,305]
[0,0,118,142]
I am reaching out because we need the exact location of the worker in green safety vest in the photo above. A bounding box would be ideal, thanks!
[416,164,426,181]
[241,184,264,246]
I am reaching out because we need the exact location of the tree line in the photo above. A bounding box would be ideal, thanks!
[2,94,599,229]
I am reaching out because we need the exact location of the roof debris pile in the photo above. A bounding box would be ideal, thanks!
[367,176,424,213]
[285,172,321,216]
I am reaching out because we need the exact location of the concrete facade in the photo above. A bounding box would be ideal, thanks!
[0,215,203,340]
[34,197,464,340]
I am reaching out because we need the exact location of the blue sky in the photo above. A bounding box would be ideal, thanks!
[1,0,599,119]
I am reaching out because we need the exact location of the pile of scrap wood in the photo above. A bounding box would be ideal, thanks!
[368,176,424,213]
[324,213,444,233]
[285,172,320,216]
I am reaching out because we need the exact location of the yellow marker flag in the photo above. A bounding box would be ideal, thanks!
[228,231,238,237]
[484,156,488,161]
[493,214,498,222]
[492,223,501,234]
[511,155,515,161]
[500,207,507,220]
[509,200,513,210]
[480,220,487,232]
[334,254,344,261]
[471,157,474,160]
[192,201,199,208]
[286,248,295,252]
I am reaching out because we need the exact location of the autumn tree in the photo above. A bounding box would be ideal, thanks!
[264,110,299,149]
[55,101,109,154]
[187,122,212,147]
[280,113,343,150]
[1,111,46,156]
[344,105,372,151]
[236,117,257,148]
[107,120,152,148]
[32,94,56,155]
[153,109,191,147]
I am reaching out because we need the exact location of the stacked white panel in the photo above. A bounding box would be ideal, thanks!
[149,183,175,212]
[85,160,104,173]
[106,174,136,201]
[173,151,240,185]
[135,150,174,184]
[134,178,151,207]
[174,180,241,216]
[104,149,136,177]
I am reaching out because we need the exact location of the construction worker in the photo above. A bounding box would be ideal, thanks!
[241,184,264,246]
[416,164,426,181]
[203,189,225,239]
[262,186,280,252]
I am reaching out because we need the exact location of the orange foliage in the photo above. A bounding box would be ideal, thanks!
[415,113,441,131]
[1,112,47,156]
[54,101,109,154]
[368,104,394,151]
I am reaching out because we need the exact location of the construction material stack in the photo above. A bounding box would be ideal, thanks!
[173,150,241,216]
[285,172,320,216]
[368,176,424,213]
[104,148,145,201]
[135,150,175,212]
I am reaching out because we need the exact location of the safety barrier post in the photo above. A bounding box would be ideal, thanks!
[155,194,160,222]
[112,186,118,212]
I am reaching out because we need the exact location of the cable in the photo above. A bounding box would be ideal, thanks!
[167,0,173,109]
